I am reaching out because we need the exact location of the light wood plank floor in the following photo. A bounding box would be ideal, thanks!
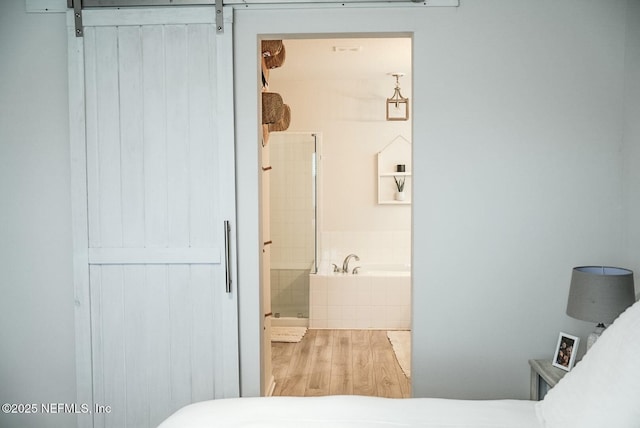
[272,329,411,398]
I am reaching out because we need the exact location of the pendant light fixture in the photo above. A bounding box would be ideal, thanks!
[386,72,409,121]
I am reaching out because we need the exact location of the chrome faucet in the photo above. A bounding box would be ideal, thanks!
[342,254,360,273]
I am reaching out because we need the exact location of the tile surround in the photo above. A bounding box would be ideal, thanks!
[310,273,411,329]
[320,230,411,267]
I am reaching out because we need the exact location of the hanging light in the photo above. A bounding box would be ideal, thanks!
[386,72,409,121]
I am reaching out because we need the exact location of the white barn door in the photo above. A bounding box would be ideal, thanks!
[67,7,238,428]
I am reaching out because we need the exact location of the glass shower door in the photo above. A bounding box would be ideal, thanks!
[269,132,318,319]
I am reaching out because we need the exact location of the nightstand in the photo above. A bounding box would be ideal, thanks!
[528,359,568,400]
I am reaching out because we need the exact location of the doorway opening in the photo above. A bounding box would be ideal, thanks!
[260,36,412,398]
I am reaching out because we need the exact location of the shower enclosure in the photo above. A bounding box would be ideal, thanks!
[269,132,318,322]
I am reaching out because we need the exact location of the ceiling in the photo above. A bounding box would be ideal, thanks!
[267,37,412,81]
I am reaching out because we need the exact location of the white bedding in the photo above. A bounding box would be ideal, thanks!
[159,300,640,428]
[158,395,541,428]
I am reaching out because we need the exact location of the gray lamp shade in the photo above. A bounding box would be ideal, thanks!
[566,266,635,324]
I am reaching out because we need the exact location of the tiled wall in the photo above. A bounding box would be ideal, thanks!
[320,230,411,268]
[309,273,411,329]
[269,75,412,270]
[270,135,315,270]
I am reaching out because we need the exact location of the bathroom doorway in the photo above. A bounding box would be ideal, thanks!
[260,36,412,397]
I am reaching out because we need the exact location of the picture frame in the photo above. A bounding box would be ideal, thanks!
[552,332,580,371]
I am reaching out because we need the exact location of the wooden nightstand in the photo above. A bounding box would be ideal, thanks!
[528,359,568,400]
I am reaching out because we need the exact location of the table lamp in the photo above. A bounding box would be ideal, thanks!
[566,266,635,350]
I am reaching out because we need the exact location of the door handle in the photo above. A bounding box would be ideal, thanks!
[224,220,232,293]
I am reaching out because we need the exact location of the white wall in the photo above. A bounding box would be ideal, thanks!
[0,3,77,428]
[412,0,631,398]
[623,0,640,280]
[235,0,632,399]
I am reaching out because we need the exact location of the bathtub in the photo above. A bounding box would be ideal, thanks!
[271,316,309,328]
[358,264,411,276]
[309,264,411,329]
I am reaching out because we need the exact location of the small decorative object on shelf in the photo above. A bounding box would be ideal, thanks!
[394,176,406,201]
[377,136,411,204]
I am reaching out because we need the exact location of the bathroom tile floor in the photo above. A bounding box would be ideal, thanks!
[271,329,411,398]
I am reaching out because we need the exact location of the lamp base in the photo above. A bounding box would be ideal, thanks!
[586,323,606,351]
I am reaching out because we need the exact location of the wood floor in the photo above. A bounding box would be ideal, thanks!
[271,329,411,398]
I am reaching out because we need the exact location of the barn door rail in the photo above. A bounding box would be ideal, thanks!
[65,0,457,37]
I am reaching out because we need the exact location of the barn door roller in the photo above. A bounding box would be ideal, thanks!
[68,0,84,37]
[215,0,224,33]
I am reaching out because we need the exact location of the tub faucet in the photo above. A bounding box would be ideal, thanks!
[342,254,360,273]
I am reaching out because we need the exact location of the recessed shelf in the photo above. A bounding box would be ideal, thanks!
[378,200,410,205]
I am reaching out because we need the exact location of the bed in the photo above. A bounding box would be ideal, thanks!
[159,300,640,428]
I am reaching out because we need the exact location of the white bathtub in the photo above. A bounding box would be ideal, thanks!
[271,316,309,328]
[358,264,411,276]
[309,264,411,329]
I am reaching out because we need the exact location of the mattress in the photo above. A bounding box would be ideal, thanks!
[158,395,541,428]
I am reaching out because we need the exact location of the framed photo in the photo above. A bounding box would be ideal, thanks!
[552,332,580,371]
